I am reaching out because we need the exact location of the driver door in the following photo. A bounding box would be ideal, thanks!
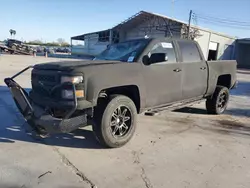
[142,40,182,108]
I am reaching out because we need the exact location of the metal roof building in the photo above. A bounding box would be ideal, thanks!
[71,11,236,60]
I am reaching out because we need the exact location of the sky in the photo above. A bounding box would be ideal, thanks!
[1,0,250,43]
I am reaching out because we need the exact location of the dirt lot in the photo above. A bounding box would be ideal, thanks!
[0,54,250,188]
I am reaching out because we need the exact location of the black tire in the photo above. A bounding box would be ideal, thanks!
[206,86,229,114]
[93,95,137,148]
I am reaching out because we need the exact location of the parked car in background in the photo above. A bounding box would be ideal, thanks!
[63,47,70,53]
[46,47,55,54]
[35,46,43,53]
[55,47,70,53]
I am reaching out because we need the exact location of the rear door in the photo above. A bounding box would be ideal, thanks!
[177,40,208,99]
[142,39,182,108]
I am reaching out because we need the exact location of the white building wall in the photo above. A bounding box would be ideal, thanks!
[85,34,109,55]
[194,30,210,59]
[73,18,236,58]
[209,33,235,60]
[124,18,182,41]
[71,45,85,55]
[72,34,108,56]
[124,21,236,61]
[195,28,235,60]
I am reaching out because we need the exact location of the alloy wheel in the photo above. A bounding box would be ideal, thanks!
[217,91,228,112]
[110,105,132,138]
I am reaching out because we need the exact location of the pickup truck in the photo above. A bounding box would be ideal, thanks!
[6,39,35,54]
[4,38,237,148]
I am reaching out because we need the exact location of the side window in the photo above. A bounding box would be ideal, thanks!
[178,41,202,62]
[149,42,177,64]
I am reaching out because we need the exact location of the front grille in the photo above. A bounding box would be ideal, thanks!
[32,73,56,83]
[31,70,59,98]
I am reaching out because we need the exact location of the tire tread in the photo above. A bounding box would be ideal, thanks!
[206,86,229,115]
[93,95,137,148]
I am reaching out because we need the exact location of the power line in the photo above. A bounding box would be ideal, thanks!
[196,15,250,26]
[197,18,250,30]
[193,11,250,23]
[196,16,250,27]
[195,12,250,25]
[192,11,250,30]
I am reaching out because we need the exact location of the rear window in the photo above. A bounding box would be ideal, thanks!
[178,41,202,62]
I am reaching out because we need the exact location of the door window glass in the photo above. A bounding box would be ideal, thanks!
[149,42,177,64]
[178,41,202,62]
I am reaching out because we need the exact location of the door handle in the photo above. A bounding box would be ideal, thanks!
[200,67,207,70]
[173,68,182,72]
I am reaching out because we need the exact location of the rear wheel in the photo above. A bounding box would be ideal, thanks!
[206,86,229,114]
[93,95,137,148]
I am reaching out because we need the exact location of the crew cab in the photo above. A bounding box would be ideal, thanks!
[5,38,237,148]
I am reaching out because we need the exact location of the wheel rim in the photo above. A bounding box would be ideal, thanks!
[217,91,228,112]
[110,105,132,138]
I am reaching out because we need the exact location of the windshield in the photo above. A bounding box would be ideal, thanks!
[95,39,149,62]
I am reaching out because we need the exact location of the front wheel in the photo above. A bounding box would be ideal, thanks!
[93,95,137,148]
[206,86,229,114]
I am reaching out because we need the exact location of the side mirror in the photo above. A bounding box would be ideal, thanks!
[142,55,150,65]
[149,53,168,64]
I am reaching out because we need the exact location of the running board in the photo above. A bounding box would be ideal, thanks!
[144,99,205,116]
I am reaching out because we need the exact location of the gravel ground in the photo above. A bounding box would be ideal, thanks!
[0,54,250,188]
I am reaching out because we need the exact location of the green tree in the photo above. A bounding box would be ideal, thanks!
[9,29,16,38]
[61,42,70,47]
[57,38,65,46]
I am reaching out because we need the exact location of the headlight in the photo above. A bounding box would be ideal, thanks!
[62,89,85,99]
[61,76,83,84]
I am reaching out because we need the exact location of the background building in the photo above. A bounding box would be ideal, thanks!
[234,38,250,68]
[71,11,236,61]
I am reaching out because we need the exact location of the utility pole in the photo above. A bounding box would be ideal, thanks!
[171,0,176,18]
[187,10,193,39]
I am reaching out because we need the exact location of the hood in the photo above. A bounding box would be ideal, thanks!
[34,60,122,71]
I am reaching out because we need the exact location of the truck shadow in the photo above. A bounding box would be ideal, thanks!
[43,127,103,149]
[174,107,208,115]
[0,123,102,149]
[174,80,250,117]
[174,106,250,118]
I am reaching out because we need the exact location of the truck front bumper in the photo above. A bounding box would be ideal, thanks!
[4,77,88,134]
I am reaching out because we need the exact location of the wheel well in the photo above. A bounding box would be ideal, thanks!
[217,74,231,88]
[98,85,141,113]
